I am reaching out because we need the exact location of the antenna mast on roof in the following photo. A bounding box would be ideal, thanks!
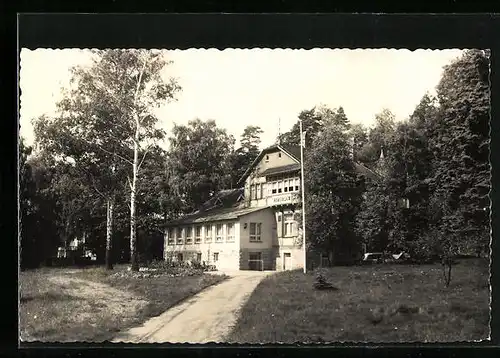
[276,117,281,145]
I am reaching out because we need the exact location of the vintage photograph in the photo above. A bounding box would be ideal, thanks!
[19,48,491,343]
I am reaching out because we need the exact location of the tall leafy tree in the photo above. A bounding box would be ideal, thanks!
[231,125,264,187]
[19,139,39,268]
[167,119,235,213]
[303,108,363,263]
[428,50,491,284]
[349,123,370,162]
[280,107,324,147]
[365,108,397,161]
[33,49,181,271]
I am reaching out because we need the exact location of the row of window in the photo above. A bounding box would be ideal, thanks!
[167,222,263,245]
[248,177,301,200]
[176,252,219,262]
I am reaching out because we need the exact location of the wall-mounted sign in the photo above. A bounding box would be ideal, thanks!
[269,193,299,205]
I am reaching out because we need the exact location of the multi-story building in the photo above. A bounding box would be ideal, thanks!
[163,143,378,271]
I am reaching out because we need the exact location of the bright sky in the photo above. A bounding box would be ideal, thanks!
[19,48,463,149]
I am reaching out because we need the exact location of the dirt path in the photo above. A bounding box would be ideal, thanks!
[112,271,272,343]
[47,275,148,319]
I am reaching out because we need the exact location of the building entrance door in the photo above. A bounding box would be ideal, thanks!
[249,252,263,271]
[283,252,292,270]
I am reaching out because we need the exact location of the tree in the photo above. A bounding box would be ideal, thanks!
[240,125,264,154]
[34,49,182,271]
[167,119,235,213]
[19,146,77,268]
[349,123,370,162]
[280,107,324,147]
[135,145,182,263]
[354,179,390,253]
[19,138,38,268]
[230,126,264,187]
[365,108,397,161]
[428,50,491,285]
[303,108,363,264]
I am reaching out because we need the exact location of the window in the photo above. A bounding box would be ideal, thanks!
[186,227,193,244]
[226,223,235,242]
[213,252,219,262]
[177,253,183,262]
[168,228,175,245]
[272,182,277,194]
[278,152,282,158]
[195,226,202,243]
[256,183,261,199]
[249,222,262,242]
[284,179,289,192]
[284,213,295,237]
[278,181,283,193]
[216,224,223,242]
[289,179,294,192]
[196,253,202,262]
[250,185,255,200]
[205,225,212,243]
[265,155,270,162]
[176,228,183,245]
[277,213,282,237]
[260,183,264,198]
[295,178,300,192]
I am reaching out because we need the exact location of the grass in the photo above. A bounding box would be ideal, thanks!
[227,258,490,343]
[19,264,228,342]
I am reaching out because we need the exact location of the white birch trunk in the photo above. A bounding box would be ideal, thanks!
[105,198,114,269]
[130,121,140,271]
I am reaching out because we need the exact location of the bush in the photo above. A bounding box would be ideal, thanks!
[313,270,338,291]
[145,259,209,277]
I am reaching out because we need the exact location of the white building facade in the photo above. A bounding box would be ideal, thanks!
[164,144,305,271]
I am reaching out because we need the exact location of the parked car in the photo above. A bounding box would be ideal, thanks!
[362,252,384,264]
[383,251,411,264]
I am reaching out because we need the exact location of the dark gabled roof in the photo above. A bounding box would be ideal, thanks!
[195,188,244,213]
[165,206,268,226]
[279,144,301,162]
[237,144,301,185]
[260,163,301,177]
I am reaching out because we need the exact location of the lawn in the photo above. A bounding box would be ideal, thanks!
[19,264,228,342]
[227,258,490,343]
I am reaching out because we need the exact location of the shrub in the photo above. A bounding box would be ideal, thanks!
[313,270,338,291]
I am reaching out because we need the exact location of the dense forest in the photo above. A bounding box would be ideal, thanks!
[20,50,491,276]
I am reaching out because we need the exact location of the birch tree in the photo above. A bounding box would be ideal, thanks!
[34,49,181,271]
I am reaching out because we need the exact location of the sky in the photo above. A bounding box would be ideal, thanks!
[19,48,464,150]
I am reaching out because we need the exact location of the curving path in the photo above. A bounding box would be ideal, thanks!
[112,270,272,343]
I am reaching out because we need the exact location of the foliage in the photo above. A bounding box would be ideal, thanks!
[303,109,363,263]
[279,107,324,147]
[353,50,491,288]
[349,123,370,162]
[30,49,182,270]
[425,50,491,283]
[167,118,235,213]
[231,125,264,187]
